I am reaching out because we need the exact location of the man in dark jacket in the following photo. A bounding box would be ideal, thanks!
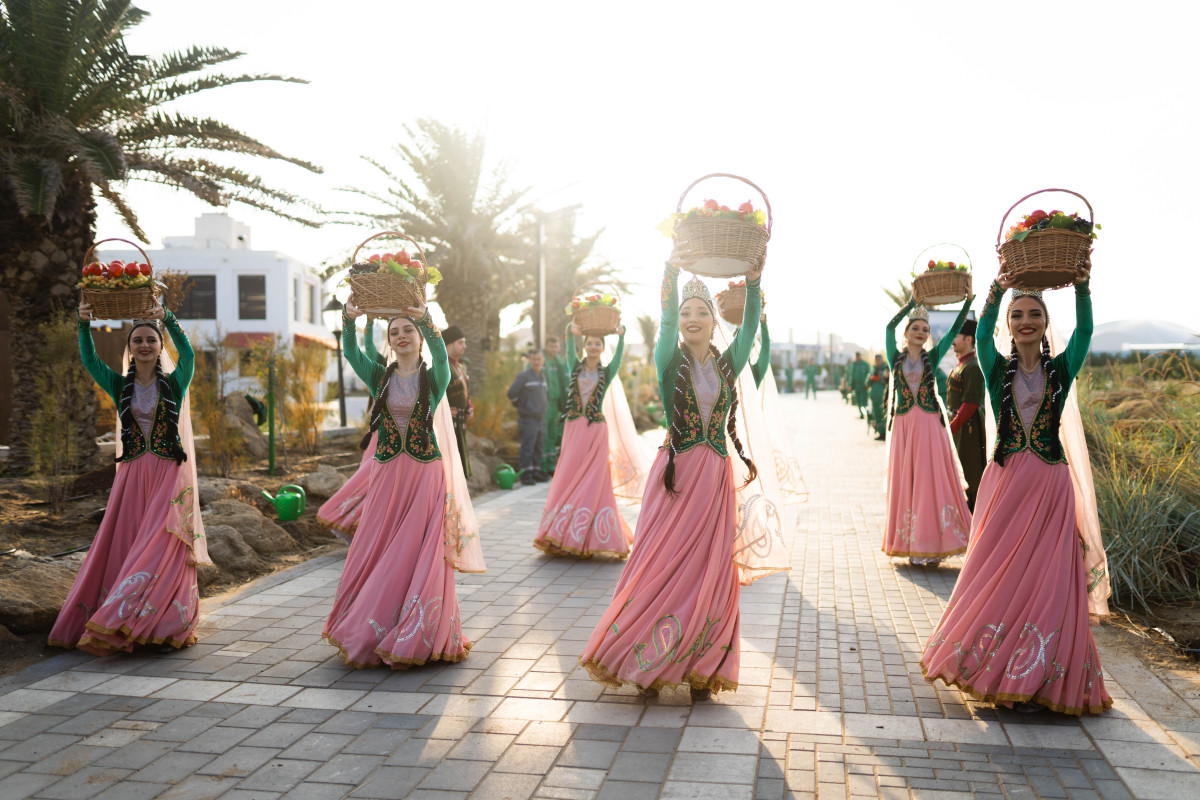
[948,318,986,510]
[507,350,550,485]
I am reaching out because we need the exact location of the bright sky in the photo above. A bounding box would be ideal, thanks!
[96,0,1200,350]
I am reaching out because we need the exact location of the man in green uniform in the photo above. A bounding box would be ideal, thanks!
[803,362,820,398]
[837,364,851,403]
[541,336,569,473]
[868,354,889,441]
[850,352,870,418]
[785,364,795,393]
[947,319,986,510]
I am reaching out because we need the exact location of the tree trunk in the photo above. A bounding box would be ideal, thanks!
[0,174,99,472]
[433,270,493,392]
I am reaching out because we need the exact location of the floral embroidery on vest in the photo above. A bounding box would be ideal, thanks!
[564,367,607,424]
[989,357,1068,466]
[119,395,180,462]
[891,352,941,417]
[660,351,732,458]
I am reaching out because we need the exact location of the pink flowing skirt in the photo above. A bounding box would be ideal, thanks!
[580,445,740,694]
[883,408,972,557]
[322,453,469,669]
[316,432,378,544]
[48,455,199,654]
[920,452,1112,714]
[535,417,634,558]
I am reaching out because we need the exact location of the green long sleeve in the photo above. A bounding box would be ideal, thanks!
[725,277,762,374]
[566,331,579,373]
[604,331,625,384]
[162,312,194,398]
[343,313,383,393]
[78,319,123,405]
[885,299,916,359]
[976,281,1004,381]
[365,320,383,366]
[751,316,771,388]
[655,266,680,376]
[1060,282,1093,385]
[931,295,973,364]
[419,315,450,405]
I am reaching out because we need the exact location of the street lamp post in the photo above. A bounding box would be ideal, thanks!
[323,297,347,427]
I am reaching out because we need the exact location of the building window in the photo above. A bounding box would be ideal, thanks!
[238,275,266,320]
[293,278,300,322]
[177,275,217,320]
[308,283,318,324]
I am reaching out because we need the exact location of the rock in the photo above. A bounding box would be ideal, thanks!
[202,499,300,557]
[280,518,340,550]
[467,433,496,456]
[296,465,345,499]
[197,477,271,510]
[70,463,116,496]
[0,555,85,634]
[0,624,22,642]
[202,524,267,582]
[196,562,220,589]
[223,394,268,460]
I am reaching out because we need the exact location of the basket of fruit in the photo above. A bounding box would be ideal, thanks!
[78,239,158,320]
[567,283,621,337]
[346,231,443,316]
[911,244,973,307]
[997,189,1097,290]
[715,280,766,325]
[665,173,772,278]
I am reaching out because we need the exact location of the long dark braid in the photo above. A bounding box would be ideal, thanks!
[994,333,1063,466]
[119,324,185,464]
[663,344,756,494]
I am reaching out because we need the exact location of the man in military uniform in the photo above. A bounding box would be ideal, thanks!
[442,325,473,478]
[804,361,820,398]
[850,352,870,418]
[947,318,986,510]
[541,336,569,473]
[868,354,889,441]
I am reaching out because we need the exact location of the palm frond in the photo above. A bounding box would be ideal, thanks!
[143,71,308,106]
[5,155,63,218]
[118,112,321,172]
[95,179,147,242]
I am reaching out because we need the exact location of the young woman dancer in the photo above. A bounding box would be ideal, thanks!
[323,299,472,668]
[580,264,762,699]
[50,301,207,654]
[921,268,1109,714]
[882,296,973,564]
[534,323,633,557]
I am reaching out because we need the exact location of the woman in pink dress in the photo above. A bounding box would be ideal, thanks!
[580,264,762,700]
[882,297,973,564]
[535,323,633,558]
[50,300,208,654]
[316,321,382,543]
[921,268,1110,715]
[323,298,470,668]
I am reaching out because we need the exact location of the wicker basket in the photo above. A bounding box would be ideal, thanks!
[716,286,747,325]
[347,231,429,315]
[80,238,158,320]
[668,173,772,277]
[571,281,622,337]
[910,243,973,306]
[996,189,1094,290]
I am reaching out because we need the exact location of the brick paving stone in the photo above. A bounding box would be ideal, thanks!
[0,396,1198,798]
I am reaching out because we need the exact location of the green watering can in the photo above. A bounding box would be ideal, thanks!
[261,485,306,521]
[493,464,517,491]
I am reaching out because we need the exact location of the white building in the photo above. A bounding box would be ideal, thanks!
[98,213,357,396]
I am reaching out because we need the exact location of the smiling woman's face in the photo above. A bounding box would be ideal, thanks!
[905,319,930,349]
[1008,297,1047,346]
[128,326,162,367]
[679,298,714,347]
[389,318,420,355]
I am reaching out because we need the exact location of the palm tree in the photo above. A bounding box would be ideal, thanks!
[0,0,322,469]
[337,119,529,388]
[882,279,913,308]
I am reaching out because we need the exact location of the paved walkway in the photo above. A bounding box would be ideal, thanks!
[2,394,1199,800]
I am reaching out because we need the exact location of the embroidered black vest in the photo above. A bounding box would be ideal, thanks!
[661,351,733,458]
[372,374,441,464]
[564,364,607,424]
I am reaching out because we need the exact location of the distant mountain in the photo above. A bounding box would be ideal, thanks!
[1090,320,1200,354]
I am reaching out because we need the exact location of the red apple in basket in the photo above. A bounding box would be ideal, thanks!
[369,254,381,263]
[139,263,151,276]
[397,250,411,264]
[738,201,754,214]
[83,263,102,277]
[704,199,719,210]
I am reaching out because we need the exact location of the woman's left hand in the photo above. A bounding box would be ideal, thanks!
[746,265,763,282]
[1074,267,1091,285]
[147,298,165,320]
[616,324,625,336]
[403,300,427,320]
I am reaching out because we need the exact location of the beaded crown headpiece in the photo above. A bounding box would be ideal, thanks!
[1008,288,1049,321]
[681,275,715,316]
[908,305,930,323]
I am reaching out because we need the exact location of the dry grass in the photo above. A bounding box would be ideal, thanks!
[1081,354,1200,613]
